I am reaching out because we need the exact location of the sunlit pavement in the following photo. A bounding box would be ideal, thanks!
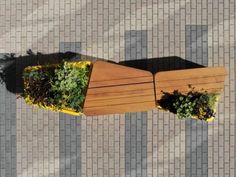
[0,0,235,177]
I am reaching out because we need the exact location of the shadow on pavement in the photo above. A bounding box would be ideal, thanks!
[119,56,204,74]
[0,51,204,94]
[0,50,82,94]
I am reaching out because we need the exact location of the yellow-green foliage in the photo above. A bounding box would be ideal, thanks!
[157,90,220,122]
[23,61,91,113]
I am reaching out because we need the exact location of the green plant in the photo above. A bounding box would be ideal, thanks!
[22,61,91,112]
[173,94,196,119]
[157,90,220,121]
[50,62,90,111]
[192,92,218,120]
[22,66,56,107]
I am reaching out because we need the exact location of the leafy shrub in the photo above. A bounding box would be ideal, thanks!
[173,94,196,119]
[22,61,91,112]
[23,66,56,107]
[192,92,218,120]
[50,62,90,111]
[157,90,219,121]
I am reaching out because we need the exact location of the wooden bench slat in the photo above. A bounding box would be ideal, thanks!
[89,76,153,88]
[85,90,153,101]
[156,82,224,92]
[84,95,155,107]
[83,101,155,116]
[155,67,227,81]
[155,76,225,88]
[86,82,153,95]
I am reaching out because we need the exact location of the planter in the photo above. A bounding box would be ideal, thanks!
[23,61,92,115]
[22,60,156,116]
[22,60,227,122]
[156,90,220,122]
[155,67,226,122]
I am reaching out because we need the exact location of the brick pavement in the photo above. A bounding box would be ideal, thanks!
[185,25,208,177]
[124,30,148,177]
[0,0,235,177]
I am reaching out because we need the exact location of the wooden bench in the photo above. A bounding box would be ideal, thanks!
[155,67,227,101]
[83,61,156,116]
[83,61,227,116]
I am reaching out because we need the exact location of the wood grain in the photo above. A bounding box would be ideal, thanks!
[84,102,155,116]
[155,67,227,101]
[89,61,152,82]
[156,76,225,88]
[84,95,155,107]
[155,67,227,81]
[84,61,227,115]
[86,82,153,95]
[83,61,156,116]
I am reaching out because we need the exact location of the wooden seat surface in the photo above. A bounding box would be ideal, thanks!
[155,67,227,101]
[83,61,156,116]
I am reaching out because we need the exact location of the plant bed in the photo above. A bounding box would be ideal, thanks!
[154,67,227,122]
[22,60,226,118]
[22,61,92,115]
[22,60,156,116]
[157,89,220,122]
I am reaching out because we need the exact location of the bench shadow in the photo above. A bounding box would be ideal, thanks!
[0,51,89,94]
[0,52,204,94]
[119,56,204,74]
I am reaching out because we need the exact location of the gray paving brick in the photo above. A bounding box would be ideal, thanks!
[59,42,82,177]
[124,30,147,177]
[0,53,16,177]
[59,113,82,177]
[59,42,81,54]
[185,25,208,177]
